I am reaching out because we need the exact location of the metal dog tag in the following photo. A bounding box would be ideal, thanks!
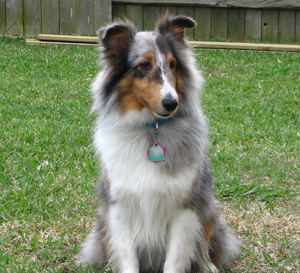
[148,142,166,162]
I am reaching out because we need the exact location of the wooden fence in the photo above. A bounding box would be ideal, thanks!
[0,0,112,37]
[1,0,300,44]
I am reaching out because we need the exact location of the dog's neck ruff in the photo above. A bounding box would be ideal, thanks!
[146,118,169,128]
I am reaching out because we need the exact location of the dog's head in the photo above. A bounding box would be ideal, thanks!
[98,15,196,119]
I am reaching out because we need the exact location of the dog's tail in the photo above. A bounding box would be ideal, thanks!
[209,218,242,266]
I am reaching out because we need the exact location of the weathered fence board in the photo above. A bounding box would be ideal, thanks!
[143,5,161,30]
[77,0,94,36]
[2,0,300,45]
[126,4,143,31]
[0,0,5,34]
[42,0,59,34]
[6,0,24,36]
[160,5,178,16]
[112,3,126,20]
[30,35,300,52]
[245,9,262,42]
[295,11,300,44]
[228,9,244,42]
[95,0,112,31]
[190,41,300,52]
[24,0,41,37]
[279,10,295,44]
[262,9,279,43]
[39,34,98,43]
[212,8,228,40]
[113,0,300,9]
[178,6,195,38]
[296,11,300,44]
[60,0,77,35]
[194,7,211,40]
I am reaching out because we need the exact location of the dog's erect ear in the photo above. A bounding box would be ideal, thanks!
[156,15,196,41]
[98,21,136,56]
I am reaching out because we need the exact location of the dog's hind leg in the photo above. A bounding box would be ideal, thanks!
[209,218,242,267]
[78,209,108,268]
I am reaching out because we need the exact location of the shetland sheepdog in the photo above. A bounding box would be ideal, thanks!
[79,15,241,273]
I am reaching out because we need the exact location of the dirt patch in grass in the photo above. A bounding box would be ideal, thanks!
[223,199,300,272]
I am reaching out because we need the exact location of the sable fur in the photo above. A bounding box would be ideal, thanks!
[79,14,241,273]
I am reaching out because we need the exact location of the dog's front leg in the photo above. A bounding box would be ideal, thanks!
[108,204,139,273]
[163,209,216,273]
[163,209,200,273]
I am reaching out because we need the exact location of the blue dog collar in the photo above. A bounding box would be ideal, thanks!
[146,118,169,128]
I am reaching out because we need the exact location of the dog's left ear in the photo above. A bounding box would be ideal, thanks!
[156,15,196,41]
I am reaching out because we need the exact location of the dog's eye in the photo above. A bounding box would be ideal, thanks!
[170,60,176,69]
[139,61,151,70]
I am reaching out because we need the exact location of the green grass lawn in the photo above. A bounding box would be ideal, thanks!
[0,37,299,272]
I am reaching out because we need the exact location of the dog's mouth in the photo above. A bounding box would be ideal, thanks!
[141,97,178,119]
[153,112,171,119]
[153,107,178,119]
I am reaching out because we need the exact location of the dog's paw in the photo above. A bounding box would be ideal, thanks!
[206,262,219,273]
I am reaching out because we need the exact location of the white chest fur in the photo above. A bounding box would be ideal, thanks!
[95,123,197,199]
[94,120,198,248]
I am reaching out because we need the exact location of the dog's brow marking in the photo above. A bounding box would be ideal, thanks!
[155,46,166,84]
[155,44,178,99]
[155,45,164,72]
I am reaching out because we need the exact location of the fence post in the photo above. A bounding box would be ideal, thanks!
[95,0,112,33]
[211,8,228,40]
[77,0,95,36]
[42,0,59,34]
[60,0,77,35]
[0,0,5,34]
[262,10,279,43]
[24,0,41,37]
[296,12,300,44]
[245,9,262,43]
[6,0,24,36]
[278,10,296,44]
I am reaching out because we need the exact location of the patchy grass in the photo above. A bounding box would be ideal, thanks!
[196,48,300,272]
[0,36,299,272]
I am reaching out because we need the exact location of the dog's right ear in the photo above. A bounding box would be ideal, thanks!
[156,15,196,42]
[98,21,136,56]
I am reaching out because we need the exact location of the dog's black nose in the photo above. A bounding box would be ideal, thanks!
[162,99,178,112]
